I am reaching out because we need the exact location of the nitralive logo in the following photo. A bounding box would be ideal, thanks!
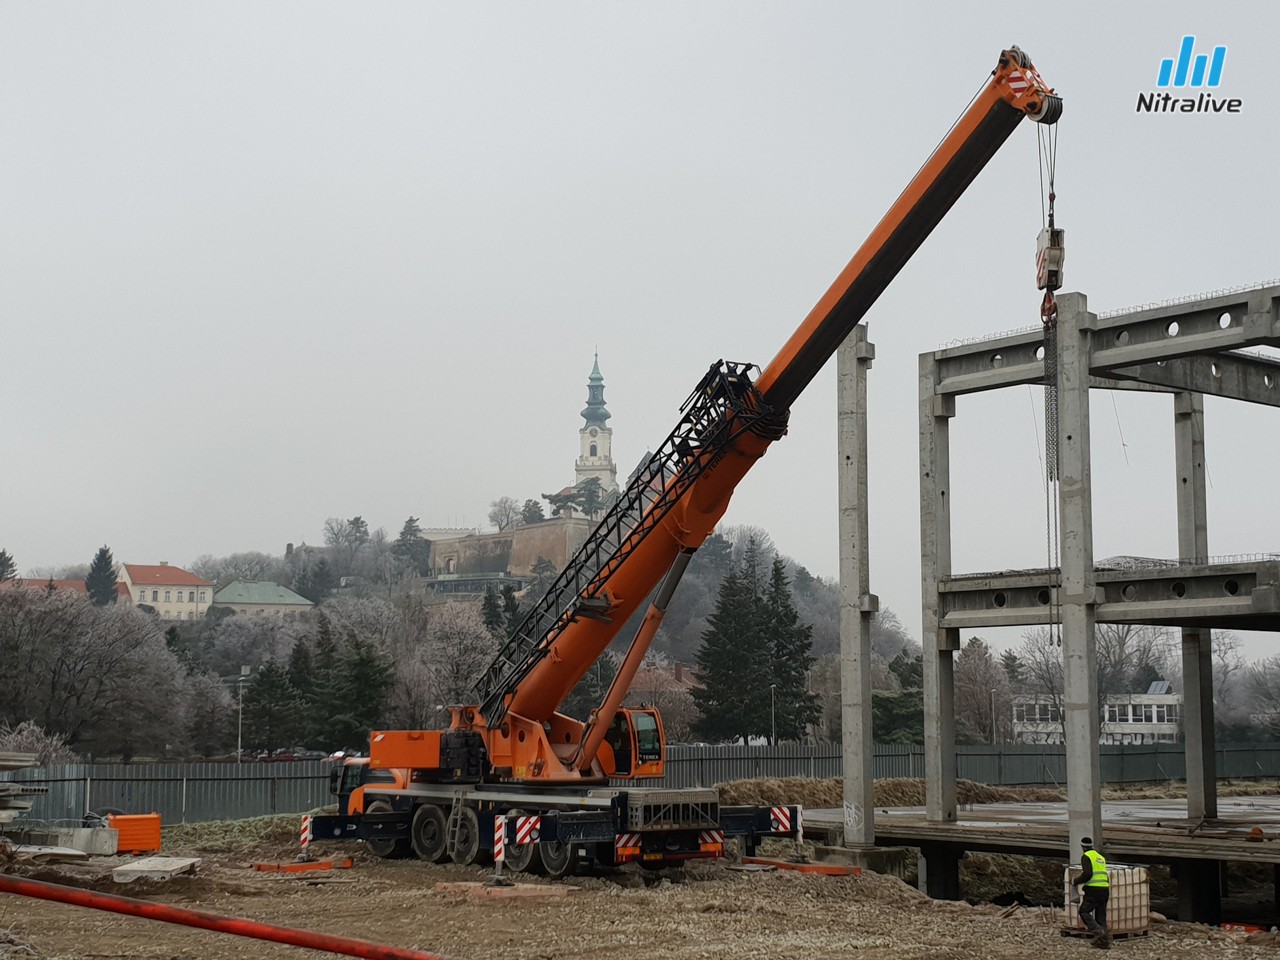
[1137,35,1242,113]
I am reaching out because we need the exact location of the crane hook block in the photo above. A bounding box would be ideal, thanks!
[1036,226,1065,291]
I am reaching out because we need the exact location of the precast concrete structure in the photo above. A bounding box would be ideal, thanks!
[914,282,1280,919]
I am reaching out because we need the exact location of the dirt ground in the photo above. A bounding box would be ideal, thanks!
[3,842,1279,960]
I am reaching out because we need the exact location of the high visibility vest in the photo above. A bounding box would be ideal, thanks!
[1083,849,1109,888]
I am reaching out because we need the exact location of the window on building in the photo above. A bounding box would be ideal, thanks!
[1106,705,1118,723]
[590,442,598,457]
[1155,705,1167,723]
[187,590,195,602]
[164,590,171,602]
[1140,704,1154,723]
[1168,704,1180,723]
[187,612,194,620]
[1116,704,1130,722]
[199,591,206,603]
[151,590,159,602]
[1014,704,1026,723]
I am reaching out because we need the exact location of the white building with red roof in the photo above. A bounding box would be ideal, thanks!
[120,562,213,620]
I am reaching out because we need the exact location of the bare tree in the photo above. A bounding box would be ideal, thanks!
[425,603,499,707]
[954,637,1013,744]
[627,652,697,742]
[488,497,524,532]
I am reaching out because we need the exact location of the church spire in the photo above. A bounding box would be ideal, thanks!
[580,351,611,427]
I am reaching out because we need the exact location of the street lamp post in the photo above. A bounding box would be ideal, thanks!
[237,665,250,764]
[770,684,777,746]
[991,688,998,746]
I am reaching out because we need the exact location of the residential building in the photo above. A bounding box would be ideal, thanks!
[213,580,314,618]
[120,562,213,621]
[1012,682,1182,745]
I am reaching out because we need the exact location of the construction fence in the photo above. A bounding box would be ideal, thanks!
[5,743,1280,824]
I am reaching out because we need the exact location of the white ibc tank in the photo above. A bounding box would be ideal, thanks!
[1062,865,1150,935]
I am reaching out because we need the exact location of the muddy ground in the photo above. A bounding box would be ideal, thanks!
[2,840,1278,960]
[5,780,1280,959]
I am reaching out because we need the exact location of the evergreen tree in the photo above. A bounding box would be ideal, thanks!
[240,659,305,752]
[1000,649,1025,688]
[322,629,394,750]
[502,584,522,633]
[520,499,546,524]
[762,557,820,742]
[287,636,316,701]
[304,616,342,745]
[0,549,16,583]
[888,649,924,689]
[347,516,370,545]
[691,543,772,742]
[293,557,336,604]
[392,517,431,575]
[871,688,924,744]
[481,588,506,638]
[84,545,118,606]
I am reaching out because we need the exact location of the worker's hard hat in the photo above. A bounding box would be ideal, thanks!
[1081,836,1093,847]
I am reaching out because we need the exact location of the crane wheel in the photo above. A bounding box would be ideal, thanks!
[363,800,411,859]
[410,804,449,863]
[538,840,579,880]
[448,805,482,866]
[502,810,537,873]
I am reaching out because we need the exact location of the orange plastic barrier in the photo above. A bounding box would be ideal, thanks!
[108,813,162,854]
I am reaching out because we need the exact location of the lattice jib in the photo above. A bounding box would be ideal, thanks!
[473,361,787,726]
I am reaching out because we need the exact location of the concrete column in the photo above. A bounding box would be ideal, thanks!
[919,353,957,824]
[918,843,961,901]
[838,327,878,847]
[1054,292,1104,853]
[1175,391,1217,822]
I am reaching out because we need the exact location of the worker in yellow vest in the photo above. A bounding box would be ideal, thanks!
[1069,836,1111,949]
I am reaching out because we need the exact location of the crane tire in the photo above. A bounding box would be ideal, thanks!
[502,810,537,873]
[410,804,449,863]
[363,800,411,859]
[538,840,579,880]
[448,805,482,866]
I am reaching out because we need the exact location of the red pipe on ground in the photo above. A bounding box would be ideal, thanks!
[0,874,451,960]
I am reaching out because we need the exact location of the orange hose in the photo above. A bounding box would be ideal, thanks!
[0,874,451,960]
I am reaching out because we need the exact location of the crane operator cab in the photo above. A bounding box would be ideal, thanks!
[602,707,666,779]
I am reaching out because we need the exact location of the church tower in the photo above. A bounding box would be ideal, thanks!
[575,353,618,494]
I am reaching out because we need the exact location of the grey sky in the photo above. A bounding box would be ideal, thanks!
[3,4,1277,655]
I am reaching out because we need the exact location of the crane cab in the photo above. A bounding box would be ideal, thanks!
[600,707,665,779]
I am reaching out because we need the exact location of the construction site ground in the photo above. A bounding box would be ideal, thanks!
[5,780,1280,959]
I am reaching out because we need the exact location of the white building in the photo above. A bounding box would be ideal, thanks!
[1013,682,1182,745]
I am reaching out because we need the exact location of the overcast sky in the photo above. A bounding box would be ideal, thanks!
[3,3,1277,656]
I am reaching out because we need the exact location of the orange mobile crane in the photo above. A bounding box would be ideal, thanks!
[314,47,1060,876]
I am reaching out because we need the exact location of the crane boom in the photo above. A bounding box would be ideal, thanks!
[464,46,1060,782]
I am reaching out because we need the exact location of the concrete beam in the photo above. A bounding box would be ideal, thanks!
[930,284,1280,397]
[1109,352,1280,407]
[837,327,877,848]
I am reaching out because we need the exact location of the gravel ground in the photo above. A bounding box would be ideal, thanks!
[1,848,1277,960]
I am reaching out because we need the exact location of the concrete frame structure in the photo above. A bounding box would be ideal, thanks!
[916,282,1280,916]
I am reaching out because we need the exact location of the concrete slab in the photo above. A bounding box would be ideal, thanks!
[12,845,90,863]
[112,856,201,883]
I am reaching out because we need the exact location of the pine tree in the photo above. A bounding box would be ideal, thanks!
[328,630,394,750]
[240,659,305,752]
[288,636,316,701]
[0,549,16,582]
[501,584,522,633]
[303,616,342,746]
[762,557,820,742]
[481,588,506,638]
[691,543,772,743]
[84,545,118,606]
[392,517,431,575]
